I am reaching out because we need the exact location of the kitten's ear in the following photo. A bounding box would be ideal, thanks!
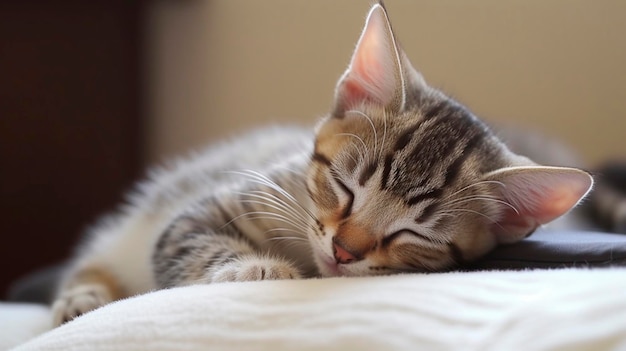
[484,166,594,244]
[333,3,424,117]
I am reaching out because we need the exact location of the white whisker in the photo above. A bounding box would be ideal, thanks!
[347,110,378,158]
[238,200,310,231]
[438,209,508,233]
[225,170,317,221]
[336,133,366,147]
[266,168,312,203]
[443,180,506,201]
[348,153,360,165]
[265,233,308,242]
[441,194,500,206]
[438,208,498,223]
[445,196,520,215]
[237,196,310,229]
[265,235,309,252]
[344,144,362,164]
[265,227,307,237]
[220,211,311,234]
[336,132,369,157]
[242,214,311,234]
[245,170,315,217]
[240,189,308,221]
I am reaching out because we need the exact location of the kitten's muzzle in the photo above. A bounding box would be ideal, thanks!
[332,236,360,264]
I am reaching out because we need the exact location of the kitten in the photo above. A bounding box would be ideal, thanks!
[51,2,593,326]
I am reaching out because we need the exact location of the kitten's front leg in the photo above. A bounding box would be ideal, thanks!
[52,267,123,326]
[153,216,301,288]
[210,253,301,283]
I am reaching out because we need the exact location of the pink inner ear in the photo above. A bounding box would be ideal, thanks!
[488,167,593,244]
[335,4,402,112]
[491,208,537,242]
[491,187,576,242]
[349,22,390,90]
[342,79,375,107]
[531,183,591,223]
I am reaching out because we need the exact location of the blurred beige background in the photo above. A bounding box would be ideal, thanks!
[144,0,625,166]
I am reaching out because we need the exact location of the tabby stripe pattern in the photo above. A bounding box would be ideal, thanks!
[358,162,378,186]
[312,152,332,166]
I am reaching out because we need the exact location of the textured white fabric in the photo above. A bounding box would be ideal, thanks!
[8,268,626,351]
[0,303,51,350]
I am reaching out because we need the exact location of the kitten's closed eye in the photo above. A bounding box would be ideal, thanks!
[382,229,432,247]
[330,175,354,219]
[416,203,438,224]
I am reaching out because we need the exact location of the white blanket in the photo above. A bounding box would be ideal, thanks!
[6,268,626,351]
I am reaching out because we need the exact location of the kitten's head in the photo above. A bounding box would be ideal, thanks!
[306,3,593,277]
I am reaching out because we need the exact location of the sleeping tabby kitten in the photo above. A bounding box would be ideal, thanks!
[51,2,593,325]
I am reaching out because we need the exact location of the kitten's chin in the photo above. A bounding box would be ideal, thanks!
[318,263,341,277]
[313,251,343,277]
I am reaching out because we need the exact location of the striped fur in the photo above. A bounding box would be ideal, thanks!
[51,2,592,326]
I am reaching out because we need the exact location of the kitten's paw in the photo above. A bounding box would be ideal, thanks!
[211,256,301,283]
[51,284,113,326]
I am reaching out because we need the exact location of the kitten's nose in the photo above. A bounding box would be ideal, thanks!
[333,240,357,264]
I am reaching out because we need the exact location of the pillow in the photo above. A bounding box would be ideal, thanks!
[12,269,626,351]
[472,230,626,270]
[0,303,51,350]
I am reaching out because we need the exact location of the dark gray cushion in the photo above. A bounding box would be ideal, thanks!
[470,230,626,270]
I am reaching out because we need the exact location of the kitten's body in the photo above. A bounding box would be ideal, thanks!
[52,3,592,325]
[56,128,315,304]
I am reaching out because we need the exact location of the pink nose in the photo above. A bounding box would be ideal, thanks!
[333,241,357,264]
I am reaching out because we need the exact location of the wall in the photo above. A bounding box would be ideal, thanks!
[145,0,626,166]
[0,1,143,298]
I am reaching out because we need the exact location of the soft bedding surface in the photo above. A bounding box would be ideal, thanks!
[9,268,626,351]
